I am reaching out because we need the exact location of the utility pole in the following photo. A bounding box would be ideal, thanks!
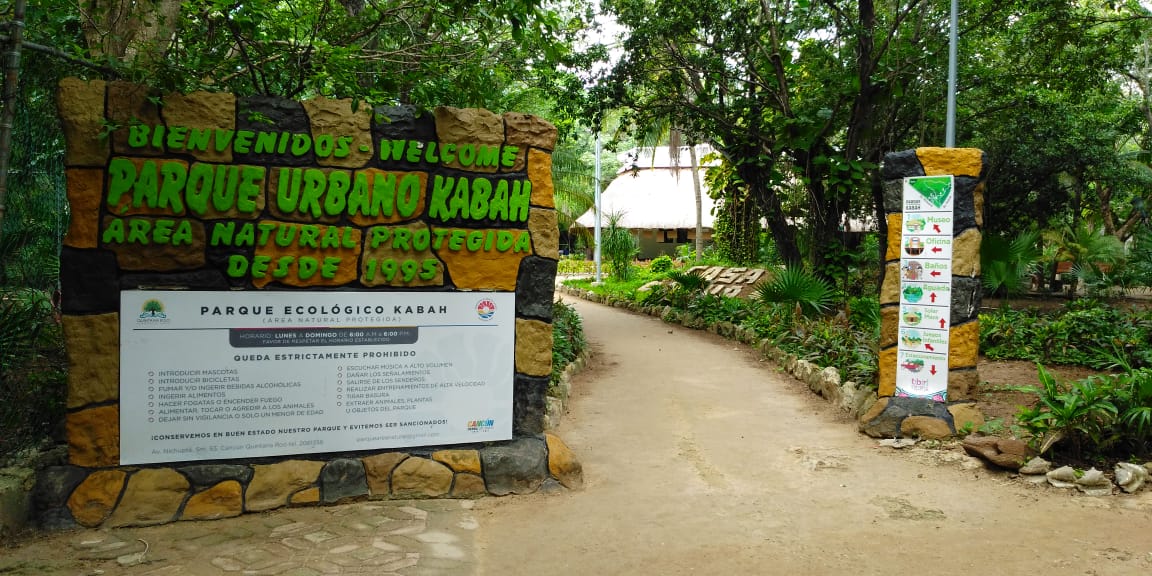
[593,132,603,284]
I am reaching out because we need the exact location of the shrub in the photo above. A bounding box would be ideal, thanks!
[979,301,1152,370]
[551,300,588,386]
[649,255,674,274]
[1016,363,1152,460]
[754,266,837,317]
[602,212,638,281]
[1,291,66,460]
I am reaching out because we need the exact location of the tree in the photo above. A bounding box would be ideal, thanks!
[598,0,957,275]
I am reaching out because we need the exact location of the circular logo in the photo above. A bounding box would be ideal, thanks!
[476,299,497,320]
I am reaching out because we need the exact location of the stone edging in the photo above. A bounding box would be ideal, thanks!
[545,349,591,430]
[27,433,583,531]
[557,285,880,420]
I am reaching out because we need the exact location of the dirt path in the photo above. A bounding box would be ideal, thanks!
[474,297,1152,575]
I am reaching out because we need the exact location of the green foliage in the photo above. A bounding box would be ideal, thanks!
[557,257,596,276]
[1016,365,1119,458]
[1016,362,1152,459]
[649,255,674,274]
[551,300,588,386]
[1,292,67,460]
[848,296,881,337]
[706,156,761,266]
[753,267,837,317]
[773,316,878,386]
[602,212,638,281]
[981,229,1042,298]
[1044,221,1128,295]
[979,300,1152,370]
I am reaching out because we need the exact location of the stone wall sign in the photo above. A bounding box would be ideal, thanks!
[685,266,768,298]
[58,78,562,469]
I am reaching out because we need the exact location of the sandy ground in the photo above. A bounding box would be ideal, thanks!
[473,296,1152,576]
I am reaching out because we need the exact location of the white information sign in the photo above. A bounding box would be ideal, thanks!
[119,290,515,465]
[896,176,954,401]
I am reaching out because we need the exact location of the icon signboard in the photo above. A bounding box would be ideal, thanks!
[896,175,954,401]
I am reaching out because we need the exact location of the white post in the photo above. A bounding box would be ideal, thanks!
[945,0,958,147]
[593,132,603,284]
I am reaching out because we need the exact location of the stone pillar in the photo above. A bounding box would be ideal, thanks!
[39,79,581,530]
[859,147,984,439]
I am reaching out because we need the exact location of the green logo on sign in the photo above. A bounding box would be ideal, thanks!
[908,176,952,209]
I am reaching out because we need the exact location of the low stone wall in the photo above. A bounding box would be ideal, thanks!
[33,437,582,529]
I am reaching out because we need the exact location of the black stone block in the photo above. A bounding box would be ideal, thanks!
[516,257,557,321]
[479,436,548,496]
[178,464,254,489]
[513,374,549,435]
[60,247,119,314]
[121,269,230,290]
[881,150,925,181]
[951,277,983,322]
[952,176,980,233]
[372,105,437,141]
[234,96,313,166]
[320,458,368,504]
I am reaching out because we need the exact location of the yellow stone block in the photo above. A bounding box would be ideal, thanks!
[67,405,120,467]
[64,169,104,248]
[362,452,408,496]
[916,147,983,177]
[245,460,324,512]
[432,450,481,474]
[434,107,504,173]
[974,182,985,227]
[252,222,361,288]
[67,470,126,527]
[360,221,444,288]
[953,228,982,277]
[545,433,583,490]
[949,321,980,370]
[450,473,487,498]
[879,262,901,305]
[516,318,553,377]
[434,228,531,290]
[182,481,242,521]
[57,78,108,166]
[878,346,898,397]
[162,91,237,164]
[63,314,120,408]
[302,97,374,169]
[948,402,985,429]
[528,150,555,208]
[106,81,163,156]
[885,214,902,262]
[901,416,953,440]
[529,208,559,260]
[880,305,899,348]
[106,468,190,527]
[290,487,320,506]
[391,457,453,497]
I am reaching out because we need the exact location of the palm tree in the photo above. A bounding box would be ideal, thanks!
[1043,220,1127,296]
[632,122,705,263]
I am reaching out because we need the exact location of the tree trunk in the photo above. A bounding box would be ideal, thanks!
[689,144,703,263]
[0,0,25,243]
[736,160,801,266]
